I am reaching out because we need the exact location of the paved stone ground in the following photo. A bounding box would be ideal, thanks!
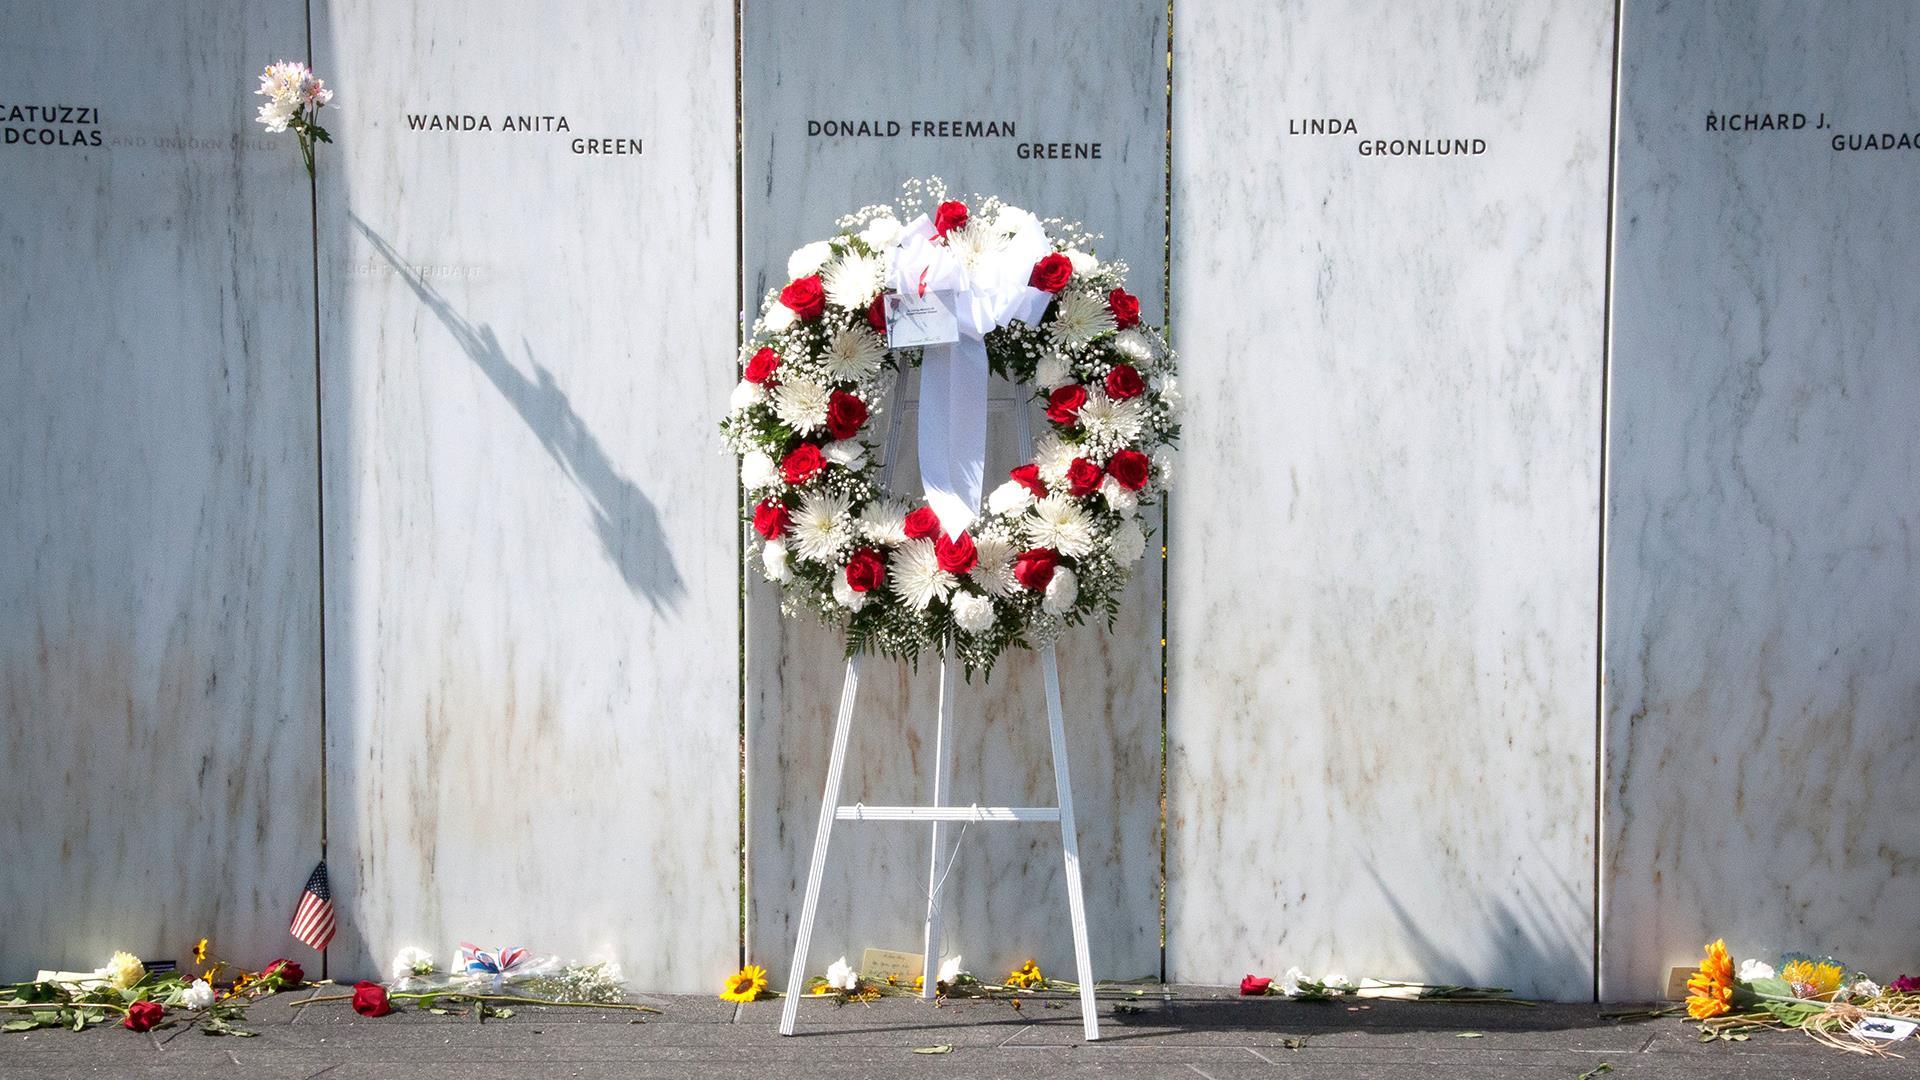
[2,986,1912,1078]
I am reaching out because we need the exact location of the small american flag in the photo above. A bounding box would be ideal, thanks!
[289,861,336,951]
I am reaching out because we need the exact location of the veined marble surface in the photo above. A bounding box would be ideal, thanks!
[1167,1,1612,999]
[313,1,737,989]
[0,2,321,978]
[742,0,1169,985]
[1602,0,1920,998]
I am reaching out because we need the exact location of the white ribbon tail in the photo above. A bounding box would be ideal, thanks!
[917,335,987,539]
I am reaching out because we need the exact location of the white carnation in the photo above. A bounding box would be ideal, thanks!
[1025,495,1096,557]
[1034,353,1073,391]
[790,492,852,563]
[181,979,215,1010]
[831,572,867,612]
[823,440,868,470]
[1112,330,1154,363]
[889,539,955,610]
[951,591,996,633]
[763,303,796,332]
[1041,565,1079,614]
[824,327,886,383]
[1111,519,1147,564]
[1064,248,1098,274]
[969,535,1018,597]
[823,252,884,310]
[787,240,833,279]
[987,479,1036,516]
[858,499,909,545]
[825,956,860,992]
[390,946,436,980]
[1101,474,1139,516]
[773,378,831,434]
[859,215,902,250]
[1737,959,1776,982]
[1049,288,1117,346]
[762,538,792,582]
[741,450,779,491]
[730,379,765,413]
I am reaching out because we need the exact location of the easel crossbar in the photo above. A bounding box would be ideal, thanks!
[835,805,1060,822]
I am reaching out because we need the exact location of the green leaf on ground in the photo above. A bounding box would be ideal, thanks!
[912,1044,953,1054]
[1577,1064,1613,1080]
[1455,1031,1484,1038]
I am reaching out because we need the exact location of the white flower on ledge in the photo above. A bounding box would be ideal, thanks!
[825,956,859,992]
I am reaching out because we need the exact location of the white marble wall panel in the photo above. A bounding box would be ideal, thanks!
[313,1,736,989]
[743,0,1168,985]
[1602,0,1920,998]
[1168,1,1613,999]
[0,2,320,977]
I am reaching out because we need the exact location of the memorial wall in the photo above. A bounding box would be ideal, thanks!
[2,0,1913,1000]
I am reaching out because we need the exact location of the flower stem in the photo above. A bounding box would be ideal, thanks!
[290,992,661,1014]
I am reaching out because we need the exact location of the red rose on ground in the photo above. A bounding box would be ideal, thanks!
[1028,252,1073,293]
[752,499,789,540]
[1013,548,1059,591]
[263,959,304,988]
[782,443,825,485]
[934,532,978,574]
[780,275,826,320]
[1107,449,1150,491]
[1045,384,1088,426]
[867,293,888,334]
[1066,457,1104,497]
[1107,287,1141,329]
[351,981,393,1017]
[1104,363,1144,400]
[744,347,780,384]
[904,507,941,540]
[825,390,869,441]
[1010,463,1047,497]
[122,1000,165,1032]
[844,548,886,592]
[1239,975,1272,996]
[934,200,968,238]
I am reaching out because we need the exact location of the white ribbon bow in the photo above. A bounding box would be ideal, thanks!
[887,212,1053,539]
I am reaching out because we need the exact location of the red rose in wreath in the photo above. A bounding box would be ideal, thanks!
[903,507,941,541]
[1010,463,1048,498]
[1013,548,1059,591]
[844,548,886,592]
[1106,449,1151,492]
[782,443,825,485]
[825,390,869,440]
[1104,363,1144,401]
[1028,253,1073,293]
[744,347,780,384]
[1108,287,1141,329]
[752,499,789,540]
[935,532,978,574]
[780,275,826,320]
[1046,384,1088,425]
[1067,458,1104,497]
[934,200,968,238]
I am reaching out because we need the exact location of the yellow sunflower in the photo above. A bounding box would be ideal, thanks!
[1781,959,1844,1001]
[720,964,769,1003]
[1685,939,1734,1020]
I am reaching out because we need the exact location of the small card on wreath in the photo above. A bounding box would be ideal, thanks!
[885,290,959,349]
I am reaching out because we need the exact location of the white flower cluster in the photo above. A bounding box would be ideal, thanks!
[253,60,332,133]
[720,178,1179,673]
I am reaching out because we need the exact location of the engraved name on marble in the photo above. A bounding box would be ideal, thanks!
[804,117,1101,159]
[403,111,641,156]
[0,102,103,147]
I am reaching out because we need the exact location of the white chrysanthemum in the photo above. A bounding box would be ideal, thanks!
[987,479,1036,516]
[741,449,778,490]
[790,492,851,563]
[1034,433,1077,489]
[860,215,902,250]
[1152,445,1176,489]
[825,956,860,991]
[1112,330,1154,363]
[1155,374,1181,415]
[952,591,996,633]
[946,220,1009,272]
[181,979,215,1010]
[823,252,884,309]
[969,535,1018,597]
[823,440,868,471]
[1078,390,1146,445]
[824,327,886,383]
[762,538,792,582]
[764,303,796,332]
[1064,248,1098,275]
[858,498,909,545]
[1042,565,1079,615]
[1100,474,1139,517]
[730,379,765,413]
[255,97,297,132]
[831,573,867,612]
[773,377,831,434]
[787,240,833,279]
[995,205,1045,243]
[889,540,955,610]
[390,946,436,980]
[1111,519,1147,564]
[1034,353,1073,391]
[1049,289,1117,346]
[1025,495,1096,557]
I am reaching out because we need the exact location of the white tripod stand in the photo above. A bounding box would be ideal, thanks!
[777,376,1100,1041]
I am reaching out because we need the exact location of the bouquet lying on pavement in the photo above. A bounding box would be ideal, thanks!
[1,941,307,1036]
[302,943,655,1020]
[1682,939,1920,1056]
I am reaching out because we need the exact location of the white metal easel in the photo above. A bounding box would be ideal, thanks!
[777,374,1100,1041]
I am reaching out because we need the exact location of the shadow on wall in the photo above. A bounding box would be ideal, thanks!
[1365,859,1595,1001]
[348,214,685,613]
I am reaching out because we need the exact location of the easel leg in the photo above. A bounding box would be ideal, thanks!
[779,657,862,1036]
[1041,646,1100,1041]
[921,646,957,999]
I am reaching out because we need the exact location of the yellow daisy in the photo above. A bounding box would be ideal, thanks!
[720,964,769,1003]
[1006,959,1045,990]
[192,938,211,965]
[1685,939,1734,1020]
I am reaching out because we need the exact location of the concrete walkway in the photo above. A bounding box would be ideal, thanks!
[2,986,1908,1078]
